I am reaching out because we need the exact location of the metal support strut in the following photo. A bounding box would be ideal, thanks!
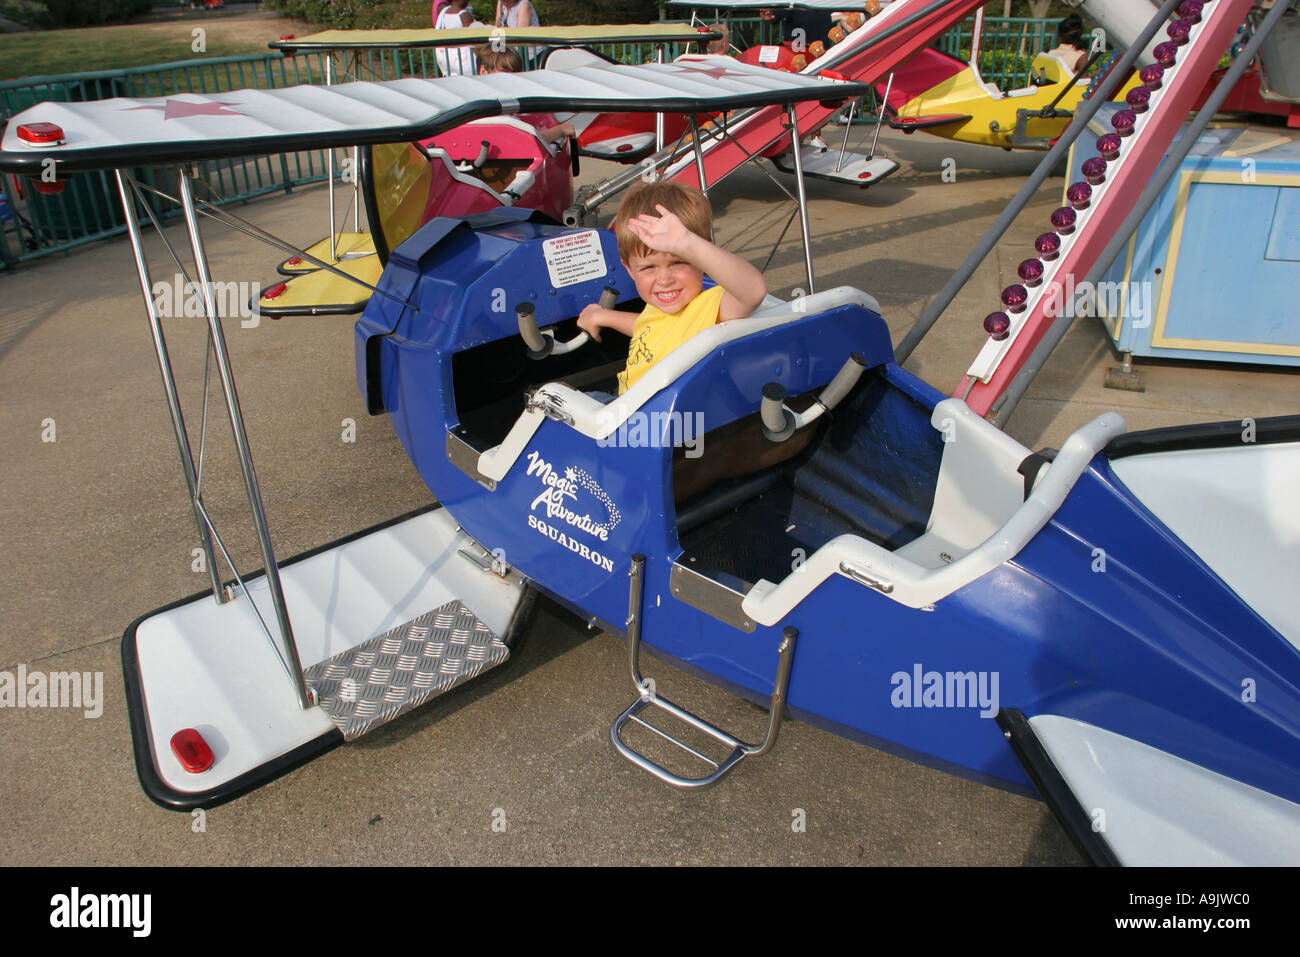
[786,104,816,294]
[115,169,224,604]
[611,554,798,789]
[176,167,312,711]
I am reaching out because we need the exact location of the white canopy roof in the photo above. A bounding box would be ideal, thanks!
[0,57,869,174]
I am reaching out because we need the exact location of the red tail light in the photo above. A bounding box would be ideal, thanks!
[171,729,214,773]
[17,122,64,147]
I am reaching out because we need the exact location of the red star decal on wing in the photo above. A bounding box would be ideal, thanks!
[124,98,244,121]
[668,63,752,81]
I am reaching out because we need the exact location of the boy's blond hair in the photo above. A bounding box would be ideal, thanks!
[473,44,524,73]
[614,181,713,263]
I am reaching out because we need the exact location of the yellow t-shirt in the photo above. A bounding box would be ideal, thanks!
[617,285,725,394]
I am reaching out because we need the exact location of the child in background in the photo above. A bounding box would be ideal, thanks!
[473,45,576,147]
[576,181,767,395]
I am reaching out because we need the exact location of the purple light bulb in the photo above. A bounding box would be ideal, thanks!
[1050,206,1077,235]
[1097,132,1123,161]
[1001,284,1028,314]
[1066,181,1092,210]
[1140,64,1164,89]
[1168,19,1192,45]
[983,312,1011,340]
[1126,86,1151,113]
[1177,0,1202,23]
[1112,109,1137,137]
[1082,156,1108,185]
[1154,42,1178,68]
[1035,232,1061,261]
[1017,258,1045,287]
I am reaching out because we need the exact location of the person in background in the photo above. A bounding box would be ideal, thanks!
[473,45,576,146]
[434,0,479,77]
[496,0,539,28]
[1044,12,1091,73]
[496,0,541,63]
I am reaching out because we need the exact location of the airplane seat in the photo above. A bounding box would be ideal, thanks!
[478,288,887,489]
[1029,51,1079,87]
[738,406,1127,622]
[893,398,1028,569]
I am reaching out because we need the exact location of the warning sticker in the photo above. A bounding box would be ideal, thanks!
[542,230,609,288]
[757,45,781,64]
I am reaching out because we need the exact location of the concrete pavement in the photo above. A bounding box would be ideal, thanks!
[0,124,1294,866]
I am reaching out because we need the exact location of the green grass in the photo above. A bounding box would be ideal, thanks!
[0,18,308,81]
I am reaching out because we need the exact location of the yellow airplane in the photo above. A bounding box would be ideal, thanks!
[880,45,1140,150]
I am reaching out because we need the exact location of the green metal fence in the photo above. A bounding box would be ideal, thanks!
[0,14,1058,270]
[935,15,1061,89]
[0,51,339,268]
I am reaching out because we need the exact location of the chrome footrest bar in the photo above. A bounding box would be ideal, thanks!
[612,554,798,788]
[612,694,748,788]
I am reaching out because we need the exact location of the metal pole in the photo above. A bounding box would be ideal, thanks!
[689,114,709,196]
[749,627,797,757]
[655,45,666,154]
[786,105,816,294]
[352,144,360,234]
[177,168,312,711]
[115,170,224,604]
[834,96,856,173]
[325,55,337,262]
[894,0,1186,364]
[868,72,893,160]
[625,554,649,696]
[991,0,1292,428]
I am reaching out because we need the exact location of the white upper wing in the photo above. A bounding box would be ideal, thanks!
[0,57,868,174]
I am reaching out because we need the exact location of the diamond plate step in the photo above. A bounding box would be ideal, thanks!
[304,600,509,741]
